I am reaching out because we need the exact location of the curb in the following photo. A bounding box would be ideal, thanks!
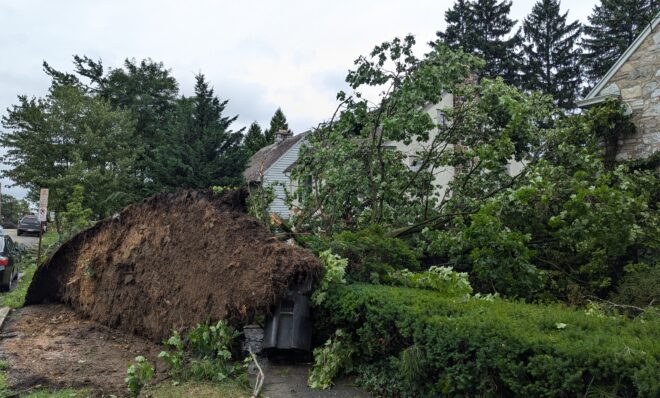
[0,307,11,331]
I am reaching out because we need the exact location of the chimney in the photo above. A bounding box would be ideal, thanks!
[275,129,293,144]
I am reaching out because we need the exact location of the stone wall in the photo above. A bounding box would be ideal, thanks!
[599,26,659,160]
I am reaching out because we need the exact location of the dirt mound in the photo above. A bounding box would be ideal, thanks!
[25,189,321,342]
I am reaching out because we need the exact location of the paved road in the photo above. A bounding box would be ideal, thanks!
[3,229,39,246]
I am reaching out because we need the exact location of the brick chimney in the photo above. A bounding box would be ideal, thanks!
[275,129,293,144]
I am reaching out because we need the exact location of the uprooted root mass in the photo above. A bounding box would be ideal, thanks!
[26,189,320,342]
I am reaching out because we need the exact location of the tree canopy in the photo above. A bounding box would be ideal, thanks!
[0,58,253,219]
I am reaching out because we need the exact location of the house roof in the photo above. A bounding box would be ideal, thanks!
[578,12,660,107]
[243,131,310,182]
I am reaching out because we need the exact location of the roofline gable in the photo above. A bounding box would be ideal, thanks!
[580,12,659,106]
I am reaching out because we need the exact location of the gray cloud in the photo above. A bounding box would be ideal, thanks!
[0,0,598,199]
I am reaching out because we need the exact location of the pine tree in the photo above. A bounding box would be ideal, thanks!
[244,122,268,154]
[157,74,247,189]
[436,0,475,52]
[434,0,522,85]
[522,0,582,109]
[187,74,246,187]
[263,108,290,144]
[471,0,522,85]
[583,0,658,84]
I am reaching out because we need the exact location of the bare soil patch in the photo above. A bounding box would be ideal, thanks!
[0,304,166,396]
[26,189,321,342]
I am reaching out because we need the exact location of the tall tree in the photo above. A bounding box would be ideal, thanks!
[436,0,475,52]
[264,108,290,143]
[72,56,180,194]
[158,74,247,188]
[522,0,582,109]
[1,81,138,218]
[434,0,522,85]
[582,0,658,84]
[244,121,268,154]
[1,194,30,225]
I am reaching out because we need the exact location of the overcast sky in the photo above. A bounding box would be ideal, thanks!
[0,0,597,199]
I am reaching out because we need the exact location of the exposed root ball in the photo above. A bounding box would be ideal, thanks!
[26,189,320,342]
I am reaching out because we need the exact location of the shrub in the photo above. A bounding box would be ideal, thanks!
[314,284,660,397]
[610,265,660,313]
[329,225,420,282]
[59,185,93,240]
[386,266,473,298]
[308,330,354,390]
[125,356,154,397]
[159,321,245,383]
[311,250,347,306]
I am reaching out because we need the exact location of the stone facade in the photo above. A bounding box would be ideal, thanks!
[596,26,660,160]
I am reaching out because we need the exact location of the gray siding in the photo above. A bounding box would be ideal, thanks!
[263,138,306,218]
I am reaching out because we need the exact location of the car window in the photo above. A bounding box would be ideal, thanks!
[0,238,5,253]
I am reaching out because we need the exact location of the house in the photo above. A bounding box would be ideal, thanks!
[243,129,310,218]
[577,12,660,161]
[244,91,524,219]
[243,93,458,218]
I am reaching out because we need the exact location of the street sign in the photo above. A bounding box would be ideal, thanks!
[38,188,49,222]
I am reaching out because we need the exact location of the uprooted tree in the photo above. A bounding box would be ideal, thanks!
[288,36,659,304]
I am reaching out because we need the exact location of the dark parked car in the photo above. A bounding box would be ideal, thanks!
[17,215,44,235]
[0,235,20,291]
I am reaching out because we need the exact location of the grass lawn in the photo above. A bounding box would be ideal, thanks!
[142,381,251,398]
[1,231,60,308]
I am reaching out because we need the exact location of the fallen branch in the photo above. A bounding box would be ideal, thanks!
[249,347,265,398]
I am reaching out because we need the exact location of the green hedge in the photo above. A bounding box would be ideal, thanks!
[315,284,660,397]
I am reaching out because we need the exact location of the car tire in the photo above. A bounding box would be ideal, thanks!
[17,230,22,236]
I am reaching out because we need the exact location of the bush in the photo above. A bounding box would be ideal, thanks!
[314,284,660,397]
[308,330,354,390]
[159,321,246,383]
[610,265,660,312]
[311,250,347,306]
[386,266,473,299]
[125,356,154,397]
[329,225,420,282]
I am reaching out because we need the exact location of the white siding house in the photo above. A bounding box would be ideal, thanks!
[243,131,309,218]
[383,92,456,200]
[244,92,524,219]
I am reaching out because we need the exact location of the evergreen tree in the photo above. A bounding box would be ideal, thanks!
[436,0,475,52]
[263,108,290,144]
[178,74,247,188]
[522,0,582,109]
[583,0,658,84]
[244,122,268,154]
[434,0,522,85]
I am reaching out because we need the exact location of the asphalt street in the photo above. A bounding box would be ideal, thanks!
[3,229,40,246]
